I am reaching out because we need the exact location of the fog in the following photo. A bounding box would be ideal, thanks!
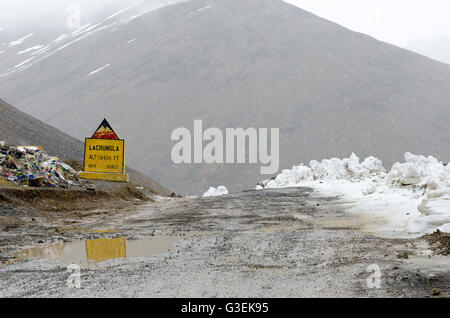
[287,0,450,64]
[0,0,180,30]
[1,0,449,63]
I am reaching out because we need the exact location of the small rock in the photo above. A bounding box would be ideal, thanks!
[431,288,441,296]
[397,252,409,259]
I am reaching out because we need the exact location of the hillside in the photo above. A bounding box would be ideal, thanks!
[0,98,170,195]
[1,0,449,194]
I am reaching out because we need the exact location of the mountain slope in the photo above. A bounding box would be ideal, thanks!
[0,98,170,195]
[1,0,449,194]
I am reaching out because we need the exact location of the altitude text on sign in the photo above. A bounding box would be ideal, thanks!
[84,139,124,174]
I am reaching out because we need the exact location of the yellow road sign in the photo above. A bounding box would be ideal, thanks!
[79,171,129,182]
[85,238,127,261]
[83,138,125,174]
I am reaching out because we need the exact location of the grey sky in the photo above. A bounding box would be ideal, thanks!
[286,0,450,64]
[1,0,449,64]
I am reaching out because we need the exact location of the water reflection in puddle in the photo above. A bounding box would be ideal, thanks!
[18,235,181,263]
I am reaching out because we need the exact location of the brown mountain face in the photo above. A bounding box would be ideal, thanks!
[1,0,449,195]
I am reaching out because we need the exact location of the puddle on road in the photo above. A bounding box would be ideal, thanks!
[16,235,182,264]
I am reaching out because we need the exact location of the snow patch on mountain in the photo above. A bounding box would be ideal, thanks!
[191,4,212,15]
[197,5,212,12]
[0,2,187,78]
[14,58,35,69]
[8,33,33,47]
[17,46,44,55]
[103,5,135,22]
[87,64,111,77]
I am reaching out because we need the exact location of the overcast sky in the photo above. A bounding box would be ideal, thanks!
[1,0,449,64]
[286,0,450,64]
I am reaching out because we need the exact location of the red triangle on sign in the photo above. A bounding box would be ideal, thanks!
[91,119,120,140]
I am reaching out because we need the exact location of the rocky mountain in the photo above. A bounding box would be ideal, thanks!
[1,0,449,194]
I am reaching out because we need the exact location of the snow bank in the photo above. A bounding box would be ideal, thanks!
[259,153,385,190]
[257,153,450,237]
[387,152,449,188]
[203,186,229,198]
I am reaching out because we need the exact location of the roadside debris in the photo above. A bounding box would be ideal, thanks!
[425,230,450,256]
[397,252,409,259]
[0,144,79,188]
[431,288,441,296]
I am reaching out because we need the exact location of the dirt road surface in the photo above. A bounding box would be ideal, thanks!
[0,187,449,297]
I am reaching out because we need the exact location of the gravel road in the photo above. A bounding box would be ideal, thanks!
[0,187,449,297]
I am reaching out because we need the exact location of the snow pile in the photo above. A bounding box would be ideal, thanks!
[387,152,449,188]
[203,186,229,198]
[257,153,450,237]
[258,153,385,190]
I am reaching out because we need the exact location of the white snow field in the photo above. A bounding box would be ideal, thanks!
[203,186,229,198]
[257,153,450,237]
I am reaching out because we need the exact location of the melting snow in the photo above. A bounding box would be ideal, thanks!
[127,38,136,44]
[54,33,71,43]
[257,153,450,237]
[69,24,92,36]
[14,57,35,68]
[103,6,134,22]
[203,186,229,198]
[197,5,212,12]
[17,46,44,55]
[8,33,33,47]
[75,23,102,36]
[31,45,50,56]
[87,64,110,76]
[128,14,143,21]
